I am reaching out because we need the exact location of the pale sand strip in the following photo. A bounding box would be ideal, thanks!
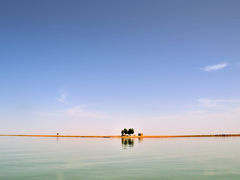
[1,134,240,138]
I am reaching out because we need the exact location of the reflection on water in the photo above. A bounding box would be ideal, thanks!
[1,137,240,179]
[138,137,143,143]
[121,138,144,148]
[121,138,134,148]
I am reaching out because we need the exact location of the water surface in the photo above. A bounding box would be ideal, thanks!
[0,136,240,179]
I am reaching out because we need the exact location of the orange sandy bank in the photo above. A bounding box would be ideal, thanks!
[1,134,240,138]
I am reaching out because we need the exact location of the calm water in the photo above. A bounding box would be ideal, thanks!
[1,137,240,180]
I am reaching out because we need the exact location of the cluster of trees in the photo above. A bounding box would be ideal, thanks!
[121,128,134,136]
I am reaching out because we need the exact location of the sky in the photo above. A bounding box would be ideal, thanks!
[0,0,240,135]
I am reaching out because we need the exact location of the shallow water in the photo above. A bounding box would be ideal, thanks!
[0,136,240,179]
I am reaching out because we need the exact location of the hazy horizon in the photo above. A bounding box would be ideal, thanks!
[1,0,240,135]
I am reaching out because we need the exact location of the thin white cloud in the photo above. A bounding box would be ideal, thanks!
[198,98,240,105]
[195,98,240,112]
[198,98,220,109]
[57,91,68,104]
[202,63,227,72]
[34,104,111,120]
[66,105,110,119]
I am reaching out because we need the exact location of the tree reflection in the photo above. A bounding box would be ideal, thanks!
[121,138,134,148]
[138,137,143,143]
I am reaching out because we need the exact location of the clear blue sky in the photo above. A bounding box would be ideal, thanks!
[1,0,240,135]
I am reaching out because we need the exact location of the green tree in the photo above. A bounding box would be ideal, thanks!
[127,129,131,135]
[131,128,134,135]
[123,128,128,135]
[128,128,134,136]
[121,130,124,136]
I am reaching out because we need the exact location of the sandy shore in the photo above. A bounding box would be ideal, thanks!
[1,134,240,138]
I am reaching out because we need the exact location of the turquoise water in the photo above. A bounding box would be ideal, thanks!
[1,137,240,179]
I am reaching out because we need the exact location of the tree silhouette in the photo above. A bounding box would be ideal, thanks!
[121,128,135,136]
[128,128,134,136]
[123,128,128,135]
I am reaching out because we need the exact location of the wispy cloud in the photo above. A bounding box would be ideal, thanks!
[57,91,68,104]
[34,104,110,119]
[198,98,240,110]
[66,105,110,119]
[202,63,227,72]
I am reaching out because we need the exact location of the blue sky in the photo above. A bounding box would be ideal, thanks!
[1,0,240,135]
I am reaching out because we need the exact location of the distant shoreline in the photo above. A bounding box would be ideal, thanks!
[1,134,240,138]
